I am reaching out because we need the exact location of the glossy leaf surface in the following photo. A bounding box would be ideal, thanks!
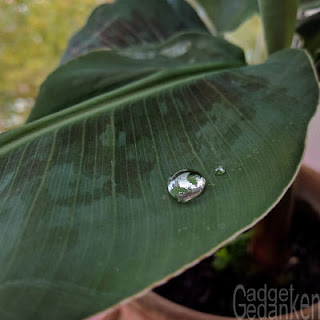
[0,48,318,320]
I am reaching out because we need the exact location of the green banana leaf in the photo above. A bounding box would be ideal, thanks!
[0,1,319,320]
[0,46,318,320]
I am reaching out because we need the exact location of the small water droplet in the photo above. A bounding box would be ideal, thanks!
[218,223,226,229]
[167,169,206,203]
[214,165,225,176]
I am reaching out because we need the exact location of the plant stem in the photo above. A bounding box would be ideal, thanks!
[249,187,294,272]
[258,0,299,55]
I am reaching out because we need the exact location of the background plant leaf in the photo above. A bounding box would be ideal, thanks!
[0,48,318,320]
[28,32,245,122]
[186,0,258,34]
[299,0,320,11]
[297,12,320,74]
[60,0,208,64]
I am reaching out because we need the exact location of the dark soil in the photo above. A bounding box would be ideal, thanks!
[154,201,320,317]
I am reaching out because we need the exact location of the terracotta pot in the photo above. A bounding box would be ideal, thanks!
[91,290,320,320]
[303,106,320,174]
[86,166,320,320]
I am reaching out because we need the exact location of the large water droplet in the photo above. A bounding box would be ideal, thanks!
[214,165,225,176]
[167,170,206,203]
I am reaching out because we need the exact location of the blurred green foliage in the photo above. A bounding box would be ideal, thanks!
[0,0,265,133]
[213,231,252,272]
[0,0,110,132]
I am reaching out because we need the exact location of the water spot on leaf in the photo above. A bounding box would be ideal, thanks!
[160,40,191,58]
[119,50,156,60]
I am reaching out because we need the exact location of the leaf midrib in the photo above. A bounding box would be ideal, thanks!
[0,60,245,156]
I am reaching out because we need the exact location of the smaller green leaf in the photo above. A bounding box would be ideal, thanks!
[258,0,299,55]
[60,0,207,64]
[28,32,245,122]
[187,0,258,34]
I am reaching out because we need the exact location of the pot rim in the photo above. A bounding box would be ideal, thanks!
[132,291,320,320]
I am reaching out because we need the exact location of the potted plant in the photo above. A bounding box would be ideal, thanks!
[0,0,319,320]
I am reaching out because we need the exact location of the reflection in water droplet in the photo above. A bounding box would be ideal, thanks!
[214,165,225,176]
[167,170,206,203]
